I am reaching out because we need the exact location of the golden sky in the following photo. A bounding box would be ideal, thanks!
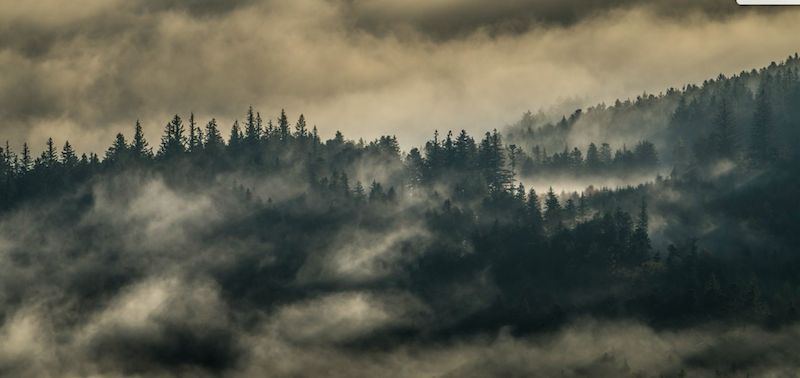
[1,0,799,153]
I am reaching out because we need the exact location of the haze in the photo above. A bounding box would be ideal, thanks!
[1,0,799,153]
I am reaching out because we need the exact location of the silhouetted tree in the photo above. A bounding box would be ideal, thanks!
[749,88,776,166]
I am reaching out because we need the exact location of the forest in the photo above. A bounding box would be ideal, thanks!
[0,56,799,378]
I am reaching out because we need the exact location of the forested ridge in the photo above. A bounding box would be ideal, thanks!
[1,56,800,377]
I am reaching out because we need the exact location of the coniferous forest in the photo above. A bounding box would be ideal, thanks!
[1,54,800,377]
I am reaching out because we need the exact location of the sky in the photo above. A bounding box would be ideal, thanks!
[1,0,799,154]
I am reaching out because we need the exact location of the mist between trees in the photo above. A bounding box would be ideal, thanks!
[0,56,798,377]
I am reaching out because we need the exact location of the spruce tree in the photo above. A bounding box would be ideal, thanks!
[245,106,260,144]
[106,133,128,162]
[20,143,31,173]
[630,197,652,266]
[45,138,58,167]
[295,114,307,139]
[188,112,198,152]
[544,187,561,226]
[711,98,738,160]
[204,118,225,155]
[527,188,543,232]
[131,120,151,160]
[61,141,78,169]
[228,120,242,153]
[353,181,367,203]
[159,114,185,158]
[586,142,600,169]
[749,87,775,166]
[278,109,290,142]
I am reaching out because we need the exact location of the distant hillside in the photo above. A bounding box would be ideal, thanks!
[505,53,800,166]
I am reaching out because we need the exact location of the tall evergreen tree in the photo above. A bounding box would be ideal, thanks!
[245,106,260,144]
[454,129,476,170]
[353,181,367,204]
[405,148,424,189]
[711,98,739,160]
[478,130,509,191]
[527,188,543,233]
[599,143,612,165]
[204,118,225,155]
[106,133,129,162]
[45,138,58,168]
[228,120,242,153]
[749,87,776,166]
[369,180,385,203]
[670,94,690,130]
[630,197,651,267]
[586,142,600,169]
[61,141,78,169]
[544,187,561,228]
[131,120,151,160]
[188,112,198,153]
[20,143,31,173]
[278,109,290,142]
[2,141,14,177]
[159,114,186,158]
[295,114,307,139]
[507,144,521,186]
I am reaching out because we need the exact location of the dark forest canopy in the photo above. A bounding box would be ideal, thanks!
[0,57,799,378]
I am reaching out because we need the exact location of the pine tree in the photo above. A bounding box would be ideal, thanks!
[188,112,198,152]
[2,141,15,176]
[507,144,521,186]
[386,186,397,202]
[256,112,264,140]
[749,87,776,166]
[131,120,151,160]
[586,142,600,169]
[544,187,561,226]
[312,126,320,154]
[745,273,767,320]
[527,188,543,232]
[425,130,445,177]
[630,197,651,266]
[45,138,58,167]
[204,118,225,155]
[369,180,385,203]
[454,129,476,170]
[711,98,738,160]
[478,130,509,191]
[405,148,424,189]
[340,171,350,196]
[672,137,687,167]
[515,182,526,202]
[353,181,367,203]
[61,141,78,169]
[599,143,612,165]
[20,143,31,173]
[295,114,307,139]
[106,133,129,162]
[670,94,690,130]
[228,120,242,153]
[564,198,576,226]
[633,140,659,169]
[245,106,260,144]
[278,109,290,142]
[159,114,186,158]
